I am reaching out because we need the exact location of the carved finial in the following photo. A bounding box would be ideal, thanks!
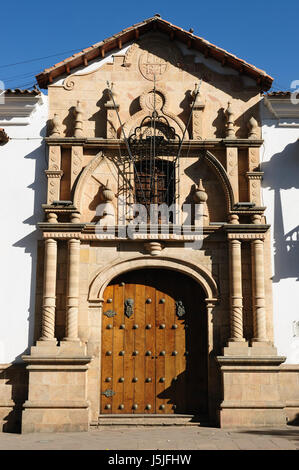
[247,116,258,139]
[106,81,119,108]
[50,113,61,137]
[193,179,209,225]
[74,100,83,137]
[192,83,199,101]
[191,81,202,104]
[102,179,114,202]
[225,101,235,138]
[110,82,117,99]
[194,179,208,203]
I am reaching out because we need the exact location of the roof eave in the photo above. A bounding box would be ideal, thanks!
[36,16,273,91]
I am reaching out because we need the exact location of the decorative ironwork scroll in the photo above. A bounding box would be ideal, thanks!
[125,298,134,318]
[175,300,186,318]
[102,389,115,398]
[103,310,117,318]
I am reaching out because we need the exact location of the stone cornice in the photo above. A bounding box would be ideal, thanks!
[38,222,271,242]
[246,171,264,180]
[217,355,286,366]
[0,94,43,126]
[223,224,270,238]
[45,137,264,149]
[22,355,92,365]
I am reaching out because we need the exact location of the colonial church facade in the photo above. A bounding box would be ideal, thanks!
[1,16,298,433]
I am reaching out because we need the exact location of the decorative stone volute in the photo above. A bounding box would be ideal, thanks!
[50,113,61,137]
[247,116,258,139]
[225,101,235,138]
[74,100,84,137]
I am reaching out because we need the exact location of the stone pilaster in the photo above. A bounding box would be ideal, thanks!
[70,146,83,189]
[105,84,119,138]
[64,239,80,342]
[191,89,205,139]
[46,146,63,204]
[40,238,57,343]
[246,171,263,206]
[226,147,239,203]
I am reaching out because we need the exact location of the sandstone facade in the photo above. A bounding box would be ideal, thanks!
[0,16,298,432]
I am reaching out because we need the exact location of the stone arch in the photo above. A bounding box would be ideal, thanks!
[123,85,186,139]
[73,151,118,219]
[204,150,235,211]
[88,255,218,303]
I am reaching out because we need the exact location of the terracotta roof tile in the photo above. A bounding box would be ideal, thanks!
[4,88,41,96]
[36,15,273,91]
[266,91,290,97]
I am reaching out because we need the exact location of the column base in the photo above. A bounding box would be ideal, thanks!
[30,341,59,356]
[223,341,249,356]
[22,402,89,433]
[250,341,278,356]
[21,353,92,433]
[59,340,86,355]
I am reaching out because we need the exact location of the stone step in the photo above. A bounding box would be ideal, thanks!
[97,414,205,426]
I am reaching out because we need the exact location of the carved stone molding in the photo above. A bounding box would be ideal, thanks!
[45,170,63,204]
[71,146,83,188]
[45,170,63,178]
[123,85,185,138]
[88,255,218,302]
[48,146,61,171]
[226,147,239,202]
[227,233,266,240]
[246,171,264,180]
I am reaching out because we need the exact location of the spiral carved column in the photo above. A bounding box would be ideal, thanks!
[65,238,80,341]
[40,238,57,341]
[229,239,245,341]
[252,239,267,342]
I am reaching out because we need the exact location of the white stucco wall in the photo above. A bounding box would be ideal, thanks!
[262,102,299,363]
[0,94,48,363]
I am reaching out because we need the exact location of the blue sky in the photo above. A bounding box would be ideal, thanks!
[1,0,298,92]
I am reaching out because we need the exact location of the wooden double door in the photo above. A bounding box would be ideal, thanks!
[101,269,208,416]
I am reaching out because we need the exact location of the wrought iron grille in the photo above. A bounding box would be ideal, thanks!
[125,111,181,222]
[107,80,200,225]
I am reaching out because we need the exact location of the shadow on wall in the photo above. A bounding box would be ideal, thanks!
[0,365,28,433]
[12,129,47,362]
[262,140,299,282]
